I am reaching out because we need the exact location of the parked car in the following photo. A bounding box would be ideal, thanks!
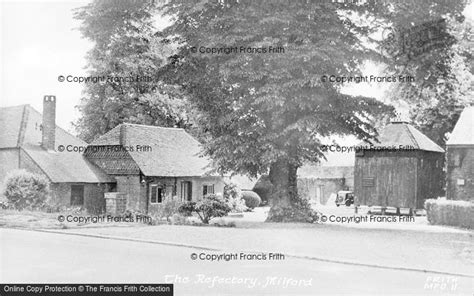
[335,191,354,207]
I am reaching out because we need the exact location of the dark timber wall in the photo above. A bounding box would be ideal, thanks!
[354,150,443,209]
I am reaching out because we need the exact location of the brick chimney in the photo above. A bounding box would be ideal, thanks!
[42,95,56,151]
[120,124,128,146]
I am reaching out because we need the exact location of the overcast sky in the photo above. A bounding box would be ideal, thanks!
[1,1,473,135]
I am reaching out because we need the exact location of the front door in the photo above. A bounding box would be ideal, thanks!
[71,185,84,206]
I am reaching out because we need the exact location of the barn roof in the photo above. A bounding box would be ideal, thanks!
[446,107,474,146]
[89,124,214,177]
[0,105,114,183]
[362,122,444,153]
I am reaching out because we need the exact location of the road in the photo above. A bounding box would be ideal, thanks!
[0,228,472,295]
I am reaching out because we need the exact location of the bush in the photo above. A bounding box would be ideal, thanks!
[212,218,237,227]
[178,194,231,224]
[170,213,189,225]
[223,182,247,213]
[241,191,261,209]
[253,175,272,205]
[120,209,152,224]
[223,182,241,200]
[155,196,183,222]
[2,170,50,210]
[266,196,321,223]
[425,198,474,229]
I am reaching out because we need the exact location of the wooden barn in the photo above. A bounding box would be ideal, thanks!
[354,121,444,211]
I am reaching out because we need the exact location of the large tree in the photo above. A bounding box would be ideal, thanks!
[74,0,471,221]
[74,0,192,142]
[159,0,396,221]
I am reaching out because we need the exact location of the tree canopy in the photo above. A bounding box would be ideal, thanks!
[75,0,472,222]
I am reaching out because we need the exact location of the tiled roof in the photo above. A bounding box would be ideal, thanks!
[362,122,444,153]
[0,105,25,148]
[0,105,114,183]
[0,104,84,148]
[23,144,114,183]
[446,107,474,146]
[90,124,214,177]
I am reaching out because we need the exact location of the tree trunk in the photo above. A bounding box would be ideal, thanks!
[268,158,298,208]
[266,157,317,222]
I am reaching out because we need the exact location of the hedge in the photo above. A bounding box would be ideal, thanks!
[241,190,261,209]
[424,198,474,229]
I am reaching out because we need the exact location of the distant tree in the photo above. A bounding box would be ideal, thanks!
[74,0,192,142]
[373,1,472,146]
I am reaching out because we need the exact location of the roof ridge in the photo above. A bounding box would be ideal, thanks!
[17,105,30,147]
[0,104,30,110]
[404,124,420,149]
[121,123,185,131]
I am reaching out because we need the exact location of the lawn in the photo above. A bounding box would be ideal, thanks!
[2,206,473,276]
[55,217,474,277]
[0,209,148,229]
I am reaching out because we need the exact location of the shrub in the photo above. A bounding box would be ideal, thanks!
[266,196,321,223]
[155,196,183,222]
[178,194,231,224]
[120,209,152,224]
[253,175,272,205]
[223,182,247,213]
[241,191,261,209]
[227,196,248,213]
[223,182,241,200]
[212,218,237,227]
[425,198,474,229]
[170,213,189,225]
[2,170,50,210]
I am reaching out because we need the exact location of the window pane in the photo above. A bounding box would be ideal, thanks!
[203,185,207,196]
[181,183,186,201]
[209,185,214,194]
[151,186,157,203]
[158,188,163,203]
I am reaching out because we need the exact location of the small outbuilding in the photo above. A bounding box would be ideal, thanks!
[354,121,444,211]
[446,106,474,201]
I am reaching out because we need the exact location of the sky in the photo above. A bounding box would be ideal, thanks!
[1,1,473,136]
[1,0,92,132]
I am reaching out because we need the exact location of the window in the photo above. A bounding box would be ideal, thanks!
[202,184,215,197]
[181,181,192,201]
[71,185,84,206]
[150,185,164,204]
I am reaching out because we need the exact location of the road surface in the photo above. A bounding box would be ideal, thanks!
[0,228,472,295]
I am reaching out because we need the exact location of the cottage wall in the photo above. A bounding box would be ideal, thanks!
[447,147,474,201]
[115,175,147,212]
[48,183,108,214]
[145,176,225,215]
[298,178,347,205]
